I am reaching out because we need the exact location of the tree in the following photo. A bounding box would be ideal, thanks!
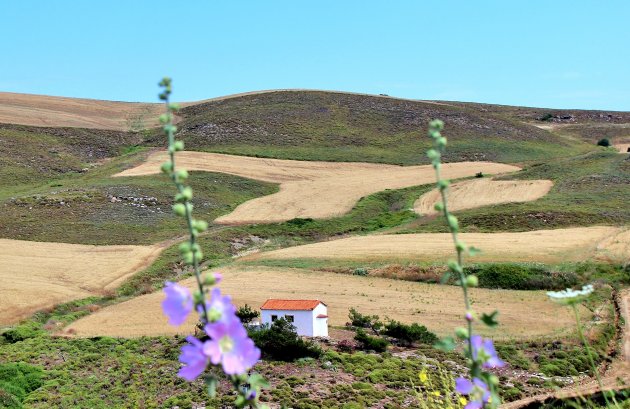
[236,304,260,324]
[597,138,611,147]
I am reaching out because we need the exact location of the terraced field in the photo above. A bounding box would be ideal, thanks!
[115,150,520,223]
[0,238,165,325]
[66,265,576,339]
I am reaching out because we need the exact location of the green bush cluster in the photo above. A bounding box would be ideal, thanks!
[354,329,389,352]
[1,323,45,344]
[382,320,438,346]
[465,263,579,290]
[0,363,43,408]
[249,318,321,361]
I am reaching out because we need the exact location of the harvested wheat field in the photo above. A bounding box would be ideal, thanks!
[115,151,520,223]
[0,239,164,325]
[0,92,168,130]
[616,143,630,153]
[414,178,553,215]
[65,265,576,339]
[251,226,630,264]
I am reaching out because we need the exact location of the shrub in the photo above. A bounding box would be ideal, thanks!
[0,363,43,408]
[596,138,611,147]
[352,268,369,276]
[248,318,321,361]
[348,308,382,333]
[1,323,45,343]
[475,172,484,178]
[354,329,388,352]
[235,304,260,324]
[465,264,579,291]
[382,320,438,346]
[540,113,554,121]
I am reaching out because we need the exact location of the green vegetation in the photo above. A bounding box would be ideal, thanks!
[597,138,612,147]
[162,91,591,165]
[248,319,321,361]
[0,363,43,409]
[382,320,438,346]
[399,150,630,232]
[354,329,389,352]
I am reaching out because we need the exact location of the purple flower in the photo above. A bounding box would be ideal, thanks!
[471,335,505,369]
[204,318,261,375]
[162,282,193,326]
[455,377,491,409]
[178,336,210,381]
[199,287,237,324]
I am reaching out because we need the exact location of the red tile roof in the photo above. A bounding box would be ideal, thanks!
[260,299,325,311]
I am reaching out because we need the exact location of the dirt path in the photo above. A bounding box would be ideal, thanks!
[115,151,520,224]
[250,226,630,264]
[65,265,576,339]
[414,178,553,215]
[0,239,167,325]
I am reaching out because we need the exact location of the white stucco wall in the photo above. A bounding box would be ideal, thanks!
[312,303,329,337]
[261,303,328,337]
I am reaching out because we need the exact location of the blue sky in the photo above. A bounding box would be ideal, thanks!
[2,1,629,110]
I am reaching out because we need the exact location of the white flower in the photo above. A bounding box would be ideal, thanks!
[547,285,594,305]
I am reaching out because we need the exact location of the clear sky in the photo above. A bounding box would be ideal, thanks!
[2,1,629,110]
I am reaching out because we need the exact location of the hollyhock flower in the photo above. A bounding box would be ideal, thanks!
[470,335,505,369]
[162,282,193,326]
[178,336,210,381]
[200,287,237,324]
[455,377,491,409]
[547,284,594,305]
[204,318,261,375]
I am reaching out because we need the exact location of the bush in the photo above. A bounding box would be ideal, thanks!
[382,320,438,346]
[596,138,611,147]
[248,318,321,361]
[1,323,45,343]
[475,172,484,178]
[348,308,382,333]
[354,329,388,352]
[235,304,260,324]
[352,268,368,276]
[465,264,579,291]
[0,363,43,408]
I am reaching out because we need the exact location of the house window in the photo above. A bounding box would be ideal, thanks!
[285,315,295,323]
[271,315,278,322]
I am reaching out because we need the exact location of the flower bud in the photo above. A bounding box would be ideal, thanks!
[434,202,444,212]
[176,169,189,181]
[168,102,181,112]
[178,242,191,254]
[447,215,459,231]
[182,251,194,265]
[160,162,173,174]
[447,260,463,274]
[172,203,186,217]
[455,327,469,339]
[426,149,440,160]
[429,119,444,131]
[465,275,479,287]
[159,114,171,124]
[193,219,209,232]
[437,180,450,190]
[173,140,185,151]
[436,137,447,148]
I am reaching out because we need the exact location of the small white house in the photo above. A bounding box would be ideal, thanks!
[260,299,328,337]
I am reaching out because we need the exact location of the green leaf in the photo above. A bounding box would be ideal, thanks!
[468,246,482,256]
[480,310,499,327]
[440,271,451,284]
[205,376,218,398]
[434,336,456,352]
[248,373,269,389]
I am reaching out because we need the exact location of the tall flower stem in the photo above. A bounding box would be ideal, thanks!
[571,304,619,408]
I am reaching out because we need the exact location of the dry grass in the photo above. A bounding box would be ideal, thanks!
[251,226,630,264]
[0,239,164,325]
[115,151,520,224]
[616,143,630,153]
[414,178,553,215]
[0,92,166,130]
[65,265,577,339]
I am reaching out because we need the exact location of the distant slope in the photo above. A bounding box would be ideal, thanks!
[0,92,166,131]
[153,90,592,165]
